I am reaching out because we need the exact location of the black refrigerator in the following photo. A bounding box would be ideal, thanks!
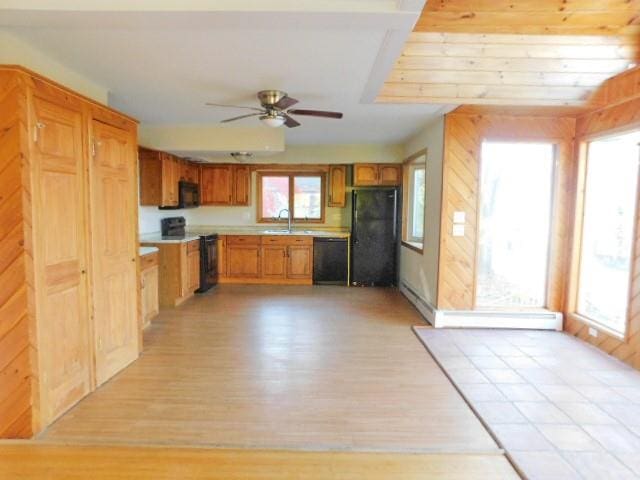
[351,188,399,286]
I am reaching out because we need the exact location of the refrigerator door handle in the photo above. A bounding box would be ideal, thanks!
[392,190,397,240]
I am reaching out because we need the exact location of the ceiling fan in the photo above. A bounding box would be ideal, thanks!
[206,90,343,128]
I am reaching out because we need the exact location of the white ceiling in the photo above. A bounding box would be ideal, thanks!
[2,1,452,145]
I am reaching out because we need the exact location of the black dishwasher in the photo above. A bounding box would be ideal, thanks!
[313,237,348,285]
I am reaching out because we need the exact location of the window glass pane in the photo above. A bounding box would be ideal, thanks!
[293,176,322,219]
[577,132,640,335]
[261,176,289,219]
[411,167,425,240]
[476,142,554,308]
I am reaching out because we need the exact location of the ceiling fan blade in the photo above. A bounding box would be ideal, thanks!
[283,114,301,128]
[274,96,299,110]
[221,112,262,123]
[206,102,264,112]
[287,109,343,119]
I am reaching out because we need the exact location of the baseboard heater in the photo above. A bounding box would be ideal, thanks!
[400,282,563,331]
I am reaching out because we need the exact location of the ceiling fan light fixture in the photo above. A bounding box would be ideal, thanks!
[260,113,286,128]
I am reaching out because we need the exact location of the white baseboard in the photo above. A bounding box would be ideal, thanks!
[400,282,563,331]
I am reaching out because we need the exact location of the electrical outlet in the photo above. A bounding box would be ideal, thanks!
[453,211,466,224]
[588,327,598,338]
[453,224,465,237]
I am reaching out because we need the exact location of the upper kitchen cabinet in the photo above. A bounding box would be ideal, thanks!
[353,164,402,187]
[0,66,140,438]
[139,147,180,207]
[200,164,251,206]
[328,165,347,207]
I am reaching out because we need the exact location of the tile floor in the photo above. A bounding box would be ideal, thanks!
[414,327,640,480]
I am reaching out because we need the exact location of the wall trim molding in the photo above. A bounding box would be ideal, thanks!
[401,282,563,331]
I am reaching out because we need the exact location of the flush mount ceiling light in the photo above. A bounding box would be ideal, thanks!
[259,113,286,128]
[230,151,253,162]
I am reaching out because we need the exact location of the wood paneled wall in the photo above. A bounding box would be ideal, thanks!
[437,112,576,311]
[0,72,34,437]
[565,67,640,369]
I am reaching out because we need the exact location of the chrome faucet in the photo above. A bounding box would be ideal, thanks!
[277,208,292,233]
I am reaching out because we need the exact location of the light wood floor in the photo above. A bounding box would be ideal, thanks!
[38,285,497,453]
[0,444,519,480]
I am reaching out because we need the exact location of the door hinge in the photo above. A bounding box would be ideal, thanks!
[33,121,45,143]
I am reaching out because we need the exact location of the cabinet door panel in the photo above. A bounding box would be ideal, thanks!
[200,165,233,205]
[217,236,227,276]
[141,265,159,328]
[91,120,139,387]
[287,245,312,279]
[233,165,251,205]
[188,251,200,291]
[328,165,346,207]
[379,165,401,186]
[227,245,260,277]
[160,154,178,206]
[262,246,287,279]
[32,97,91,425]
[353,164,378,186]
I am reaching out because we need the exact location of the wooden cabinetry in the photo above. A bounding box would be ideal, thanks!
[139,149,200,207]
[142,241,200,308]
[353,164,402,187]
[328,165,347,207]
[217,236,227,278]
[140,252,160,328]
[221,235,313,284]
[200,164,251,206]
[187,240,201,293]
[0,67,140,438]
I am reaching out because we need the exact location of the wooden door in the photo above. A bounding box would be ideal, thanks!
[217,236,227,277]
[31,97,92,424]
[200,165,233,205]
[287,245,312,279]
[353,164,379,186]
[328,165,347,207]
[141,265,159,328]
[182,161,199,184]
[188,251,200,292]
[233,165,251,205]
[379,165,402,186]
[262,246,287,279]
[90,119,139,387]
[227,245,261,277]
[161,153,178,206]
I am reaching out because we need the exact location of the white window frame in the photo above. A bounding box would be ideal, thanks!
[402,150,427,252]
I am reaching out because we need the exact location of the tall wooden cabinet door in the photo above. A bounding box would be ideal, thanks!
[160,153,178,206]
[353,164,378,186]
[328,165,346,207]
[227,245,261,277]
[200,165,233,205]
[31,97,92,424]
[262,246,287,279]
[379,165,401,186]
[233,165,251,205]
[90,120,139,387]
[287,246,312,279]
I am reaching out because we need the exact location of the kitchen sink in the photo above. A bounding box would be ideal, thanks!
[262,229,291,234]
[262,229,314,235]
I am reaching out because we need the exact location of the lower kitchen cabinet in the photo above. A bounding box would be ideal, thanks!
[142,240,201,308]
[221,235,313,284]
[140,252,160,328]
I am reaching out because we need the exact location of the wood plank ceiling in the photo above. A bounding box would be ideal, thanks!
[378,0,640,107]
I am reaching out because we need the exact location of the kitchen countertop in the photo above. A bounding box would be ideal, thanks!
[139,246,159,256]
[140,233,201,244]
[186,226,351,238]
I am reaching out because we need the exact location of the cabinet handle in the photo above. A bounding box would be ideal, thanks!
[33,121,45,143]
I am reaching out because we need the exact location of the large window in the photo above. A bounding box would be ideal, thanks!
[476,142,555,308]
[258,172,324,223]
[403,151,426,250]
[576,131,640,336]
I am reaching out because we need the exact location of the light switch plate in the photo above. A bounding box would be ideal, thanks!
[453,224,465,237]
[453,211,466,224]
[588,327,598,338]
